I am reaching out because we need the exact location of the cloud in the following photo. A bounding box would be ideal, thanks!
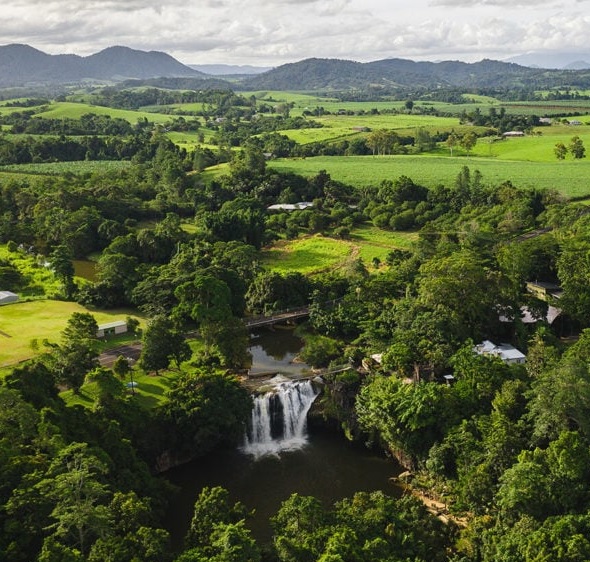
[430,0,576,6]
[1,0,589,64]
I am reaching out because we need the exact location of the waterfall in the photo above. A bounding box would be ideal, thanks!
[241,380,319,458]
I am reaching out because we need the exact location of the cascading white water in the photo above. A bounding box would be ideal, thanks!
[241,379,319,459]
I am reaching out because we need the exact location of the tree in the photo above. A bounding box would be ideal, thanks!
[554,142,568,160]
[460,131,477,154]
[163,371,252,457]
[42,313,100,393]
[139,315,190,374]
[446,132,459,156]
[569,136,586,159]
[50,244,76,298]
[36,443,111,555]
[185,486,248,549]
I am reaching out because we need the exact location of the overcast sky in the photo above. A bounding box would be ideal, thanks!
[1,0,589,66]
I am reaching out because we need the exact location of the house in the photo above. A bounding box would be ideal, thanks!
[0,291,19,305]
[474,340,526,364]
[499,305,562,326]
[97,320,128,338]
[526,281,562,302]
[267,202,314,212]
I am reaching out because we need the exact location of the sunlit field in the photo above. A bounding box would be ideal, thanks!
[262,228,418,275]
[0,300,143,366]
[269,154,590,198]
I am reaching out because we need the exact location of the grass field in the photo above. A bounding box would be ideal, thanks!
[261,227,417,274]
[0,300,144,367]
[269,154,590,198]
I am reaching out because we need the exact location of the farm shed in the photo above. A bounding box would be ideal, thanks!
[97,320,128,338]
[0,291,19,305]
[502,131,525,137]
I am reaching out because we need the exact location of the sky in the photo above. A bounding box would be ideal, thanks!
[1,0,589,67]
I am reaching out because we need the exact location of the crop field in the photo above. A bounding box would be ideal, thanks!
[280,116,477,146]
[30,101,172,124]
[269,154,590,198]
[262,228,417,274]
[0,160,132,176]
[0,300,143,366]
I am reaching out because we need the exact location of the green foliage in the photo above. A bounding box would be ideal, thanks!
[299,335,342,368]
[356,375,446,460]
[139,315,191,374]
[162,370,252,457]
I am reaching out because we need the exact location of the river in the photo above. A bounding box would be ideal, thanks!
[163,326,401,548]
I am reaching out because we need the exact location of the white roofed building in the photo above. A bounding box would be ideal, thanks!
[474,340,526,364]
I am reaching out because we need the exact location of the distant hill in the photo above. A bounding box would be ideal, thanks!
[188,64,273,76]
[505,52,590,70]
[0,44,203,87]
[243,57,590,91]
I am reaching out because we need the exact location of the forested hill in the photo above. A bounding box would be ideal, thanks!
[243,56,590,91]
[0,44,203,87]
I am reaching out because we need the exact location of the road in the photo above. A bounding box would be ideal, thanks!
[99,342,142,368]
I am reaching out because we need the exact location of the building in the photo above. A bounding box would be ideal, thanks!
[526,281,562,302]
[97,320,128,338]
[474,340,526,364]
[503,131,525,137]
[0,291,19,305]
[499,304,562,326]
[267,202,314,211]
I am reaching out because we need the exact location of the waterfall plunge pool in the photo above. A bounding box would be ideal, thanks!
[164,328,402,546]
[165,427,402,546]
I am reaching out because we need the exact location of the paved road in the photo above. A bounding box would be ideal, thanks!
[99,343,142,369]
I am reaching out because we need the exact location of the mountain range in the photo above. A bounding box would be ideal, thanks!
[0,44,202,87]
[2,44,590,92]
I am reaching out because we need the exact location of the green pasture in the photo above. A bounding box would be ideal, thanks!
[0,299,144,367]
[268,154,590,198]
[166,130,216,151]
[31,101,172,124]
[470,131,590,161]
[0,103,49,116]
[0,160,132,176]
[262,227,417,274]
[351,225,418,263]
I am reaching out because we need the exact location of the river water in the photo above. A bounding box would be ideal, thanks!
[164,327,401,547]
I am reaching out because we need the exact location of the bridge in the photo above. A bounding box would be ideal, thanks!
[244,299,343,330]
[245,306,310,329]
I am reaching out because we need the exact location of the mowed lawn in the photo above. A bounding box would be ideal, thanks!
[0,300,141,367]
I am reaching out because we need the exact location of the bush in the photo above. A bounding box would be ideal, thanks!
[299,335,342,368]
